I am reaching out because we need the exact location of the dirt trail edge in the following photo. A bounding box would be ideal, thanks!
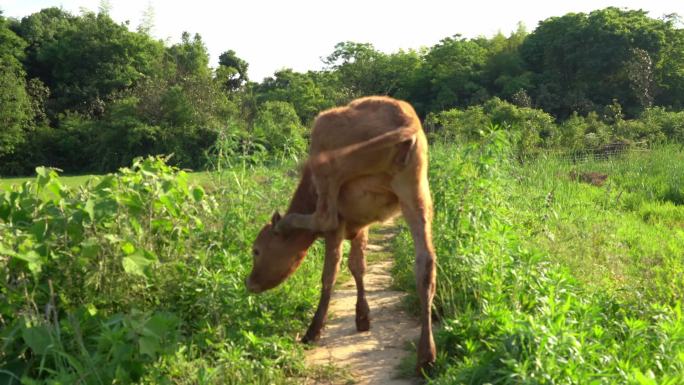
[305,228,421,385]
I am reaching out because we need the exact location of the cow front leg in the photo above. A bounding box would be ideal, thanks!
[349,227,370,331]
[301,225,345,343]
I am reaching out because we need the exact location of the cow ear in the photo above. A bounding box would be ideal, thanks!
[271,211,282,224]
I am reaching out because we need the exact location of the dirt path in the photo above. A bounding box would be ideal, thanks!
[305,228,421,385]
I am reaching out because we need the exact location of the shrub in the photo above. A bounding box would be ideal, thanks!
[559,111,612,151]
[0,157,323,384]
[425,98,558,158]
[252,101,307,161]
[639,107,684,143]
[425,105,490,143]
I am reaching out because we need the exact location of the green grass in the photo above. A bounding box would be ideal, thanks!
[391,137,684,384]
[0,171,215,191]
[4,141,683,384]
[512,145,684,302]
[0,173,92,190]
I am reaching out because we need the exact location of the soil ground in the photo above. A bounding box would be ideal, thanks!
[304,225,422,385]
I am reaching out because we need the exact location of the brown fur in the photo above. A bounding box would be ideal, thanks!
[246,96,437,373]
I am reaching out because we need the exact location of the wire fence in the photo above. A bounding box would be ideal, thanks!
[542,141,651,164]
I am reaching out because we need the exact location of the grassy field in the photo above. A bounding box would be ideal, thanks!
[0,171,215,190]
[392,138,684,384]
[512,145,684,302]
[0,174,93,190]
[2,140,683,384]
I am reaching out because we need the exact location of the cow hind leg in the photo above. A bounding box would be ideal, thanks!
[301,225,345,343]
[393,173,437,374]
[277,174,341,233]
[348,227,370,331]
[311,174,341,232]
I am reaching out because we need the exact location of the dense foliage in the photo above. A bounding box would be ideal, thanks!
[1,6,684,175]
[0,157,332,384]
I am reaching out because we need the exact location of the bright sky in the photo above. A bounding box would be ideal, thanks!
[2,0,683,81]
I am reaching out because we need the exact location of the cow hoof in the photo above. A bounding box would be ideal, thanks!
[355,316,370,332]
[301,331,320,344]
[416,347,436,377]
[415,359,435,377]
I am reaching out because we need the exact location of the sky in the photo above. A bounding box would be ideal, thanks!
[2,0,683,82]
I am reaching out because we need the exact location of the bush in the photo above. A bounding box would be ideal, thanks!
[425,98,558,158]
[0,157,324,384]
[425,105,490,143]
[559,111,612,151]
[483,97,559,155]
[639,107,684,143]
[252,101,307,161]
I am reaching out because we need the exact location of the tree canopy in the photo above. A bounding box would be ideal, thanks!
[0,6,683,175]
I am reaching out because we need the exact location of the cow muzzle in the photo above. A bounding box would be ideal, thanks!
[245,277,263,293]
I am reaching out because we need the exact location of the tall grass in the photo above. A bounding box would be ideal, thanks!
[514,145,684,303]
[392,133,684,384]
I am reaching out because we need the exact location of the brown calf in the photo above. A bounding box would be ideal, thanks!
[246,96,437,373]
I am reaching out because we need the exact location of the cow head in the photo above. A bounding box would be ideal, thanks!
[246,211,315,293]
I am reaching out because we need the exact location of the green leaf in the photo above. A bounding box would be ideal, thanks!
[86,303,98,316]
[13,250,44,275]
[29,221,47,241]
[22,325,52,355]
[122,250,153,277]
[121,242,136,255]
[158,195,178,216]
[84,199,95,221]
[0,244,16,257]
[81,238,100,259]
[139,335,160,358]
[151,218,173,232]
[633,369,657,385]
[35,166,48,179]
[144,312,177,338]
[129,217,142,236]
[191,186,205,202]
[95,198,118,219]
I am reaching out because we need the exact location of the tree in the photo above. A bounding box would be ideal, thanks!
[98,0,112,16]
[480,24,533,100]
[322,41,425,113]
[217,50,249,91]
[626,48,654,109]
[323,41,386,98]
[521,8,675,117]
[655,18,684,109]
[0,12,32,159]
[256,69,336,124]
[31,11,165,115]
[421,35,489,112]
[137,2,155,35]
[11,7,75,83]
[168,32,211,80]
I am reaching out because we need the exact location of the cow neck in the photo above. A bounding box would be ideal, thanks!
[284,165,318,245]
[286,165,317,216]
